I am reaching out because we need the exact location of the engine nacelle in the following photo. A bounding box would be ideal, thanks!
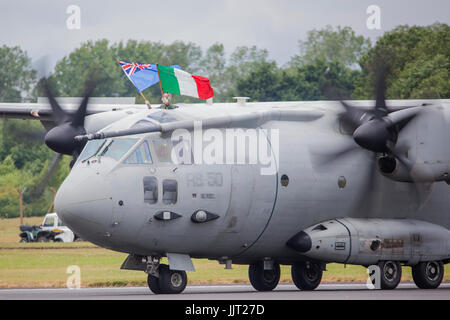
[377,155,450,183]
[286,218,450,266]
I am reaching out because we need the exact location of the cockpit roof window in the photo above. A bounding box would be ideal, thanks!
[147,111,178,123]
[100,138,138,161]
[131,120,159,129]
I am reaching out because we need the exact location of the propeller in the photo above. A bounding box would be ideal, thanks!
[43,78,96,157]
[11,77,97,202]
[311,53,431,211]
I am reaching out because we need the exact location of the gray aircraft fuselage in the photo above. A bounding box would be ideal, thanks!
[55,100,450,265]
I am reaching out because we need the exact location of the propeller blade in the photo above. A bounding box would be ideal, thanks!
[2,119,46,142]
[310,142,360,167]
[354,152,379,214]
[42,79,68,125]
[71,81,96,128]
[24,153,63,201]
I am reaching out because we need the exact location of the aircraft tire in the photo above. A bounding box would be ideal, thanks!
[248,262,280,291]
[291,261,322,291]
[158,264,187,294]
[378,260,402,290]
[147,273,162,294]
[412,261,444,289]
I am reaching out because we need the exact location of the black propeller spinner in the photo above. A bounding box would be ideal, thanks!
[43,79,95,157]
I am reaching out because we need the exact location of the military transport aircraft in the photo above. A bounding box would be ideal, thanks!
[0,76,449,294]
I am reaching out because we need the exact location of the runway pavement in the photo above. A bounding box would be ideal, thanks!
[1,282,449,300]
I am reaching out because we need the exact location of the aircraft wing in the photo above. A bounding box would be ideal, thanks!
[0,102,143,122]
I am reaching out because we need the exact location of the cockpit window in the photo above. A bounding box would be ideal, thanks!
[147,111,178,123]
[79,139,107,162]
[152,137,173,163]
[100,138,138,161]
[124,141,153,164]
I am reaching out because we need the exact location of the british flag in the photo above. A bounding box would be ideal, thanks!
[117,60,181,92]
[117,60,153,77]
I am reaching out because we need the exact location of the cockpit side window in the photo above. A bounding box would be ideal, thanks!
[124,141,153,164]
[152,137,173,163]
[100,138,138,161]
[143,177,158,204]
[151,136,194,164]
[78,139,107,163]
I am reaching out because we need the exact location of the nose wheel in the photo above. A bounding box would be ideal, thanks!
[147,264,187,294]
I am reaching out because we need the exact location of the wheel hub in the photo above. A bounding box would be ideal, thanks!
[425,262,439,281]
[170,272,183,288]
[383,262,397,281]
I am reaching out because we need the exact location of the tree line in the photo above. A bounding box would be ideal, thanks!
[0,23,448,218]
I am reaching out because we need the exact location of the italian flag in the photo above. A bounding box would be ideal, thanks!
[157,64,214,100]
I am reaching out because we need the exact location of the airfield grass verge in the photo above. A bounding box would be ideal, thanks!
[1,246,450,288]
[1,217,450,287]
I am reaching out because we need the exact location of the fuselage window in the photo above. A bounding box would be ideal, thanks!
[124,141,153,164]
[100,138,138,161]
[143,177,158,204]
[163,179,178,204]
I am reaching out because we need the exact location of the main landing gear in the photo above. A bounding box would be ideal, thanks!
[247,259,445,292]
[373,260,445,290]
[248,261,281,291]
[291,261,323,291]
[248,260,323,292]
[412,260,445,289]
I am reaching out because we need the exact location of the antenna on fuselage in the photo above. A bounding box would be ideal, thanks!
[233,97,250,106]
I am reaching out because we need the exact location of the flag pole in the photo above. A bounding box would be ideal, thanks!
[139,91,152,109]
[156,64,165,108]
[156,64,164,96]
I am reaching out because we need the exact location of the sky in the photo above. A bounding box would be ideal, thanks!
[0,0,449,74]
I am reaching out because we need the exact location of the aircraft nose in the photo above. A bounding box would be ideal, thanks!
[55,168,112,240]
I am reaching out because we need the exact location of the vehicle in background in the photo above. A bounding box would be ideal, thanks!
[19,213,79,242]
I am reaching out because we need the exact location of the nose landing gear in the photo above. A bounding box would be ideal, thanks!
[145,258,188,295]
